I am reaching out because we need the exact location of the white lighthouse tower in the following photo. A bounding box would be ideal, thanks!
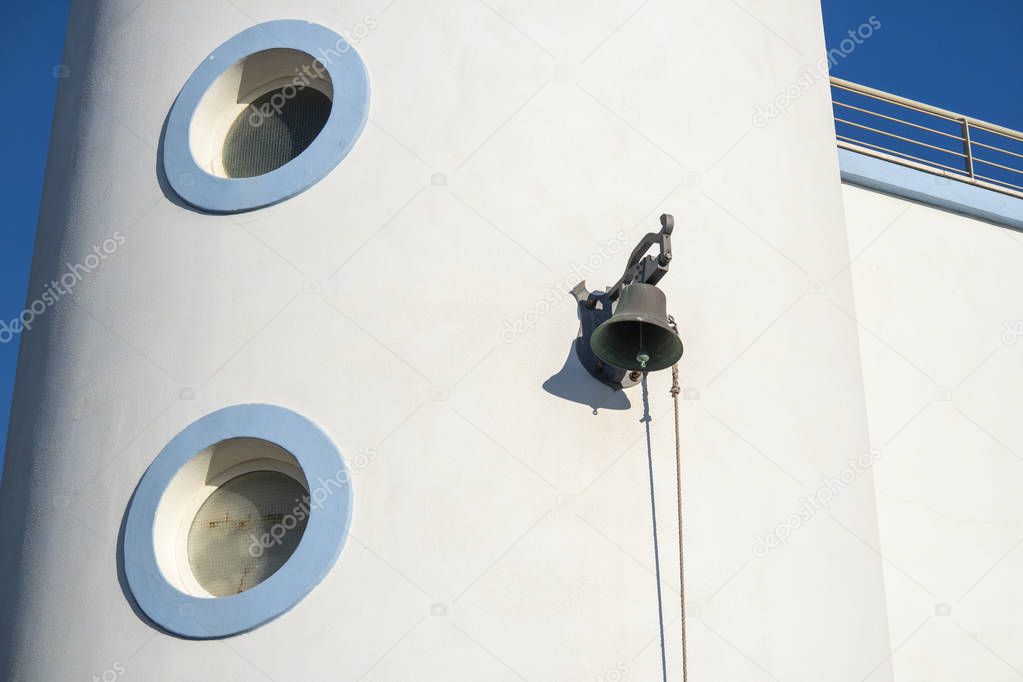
[1,1,895,680]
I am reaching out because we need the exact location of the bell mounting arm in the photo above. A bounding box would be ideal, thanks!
[602,213,674,303]
[571,213,674,308]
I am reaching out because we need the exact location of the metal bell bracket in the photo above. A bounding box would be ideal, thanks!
[571,213,674,389]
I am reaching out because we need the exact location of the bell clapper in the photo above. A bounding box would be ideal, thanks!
[637,322,649,368]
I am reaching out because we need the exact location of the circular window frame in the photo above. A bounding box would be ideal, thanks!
[123,404,353,638]
[170,452,308,598]
[163,20,370,213]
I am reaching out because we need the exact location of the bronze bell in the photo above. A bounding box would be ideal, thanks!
[589,283,683,372]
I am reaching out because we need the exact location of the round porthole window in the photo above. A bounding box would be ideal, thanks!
[149,435,315,601]
[220,85,332,178]
[163,20,370,213]
[187,470,309,596]
[123,405,352,638]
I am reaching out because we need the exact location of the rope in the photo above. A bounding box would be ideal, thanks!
[640,315,689,681]
[640,373,669,682]
[667,315,690,682]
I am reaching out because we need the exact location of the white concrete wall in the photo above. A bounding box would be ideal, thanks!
[0,0,894,679]
[841,183,1023,682]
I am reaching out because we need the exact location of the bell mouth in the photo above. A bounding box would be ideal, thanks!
[590,318,684,372]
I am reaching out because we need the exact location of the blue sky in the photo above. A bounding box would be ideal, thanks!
[0,0,1021,468]
[823,0,1023,127]
[0,0,72,468]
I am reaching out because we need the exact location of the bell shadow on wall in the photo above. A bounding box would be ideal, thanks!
[543,337,632,412]
[543,280,634,412]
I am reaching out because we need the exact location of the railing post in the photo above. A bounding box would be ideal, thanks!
[961,118,975,178]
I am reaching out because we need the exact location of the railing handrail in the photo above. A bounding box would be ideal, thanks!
[830,76,1023,143]
[830,77,1023,200]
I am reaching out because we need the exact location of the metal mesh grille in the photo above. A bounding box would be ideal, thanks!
[187,471,308,597]
[222,87,331,178]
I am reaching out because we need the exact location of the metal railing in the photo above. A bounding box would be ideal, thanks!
[830,77,1023,200]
